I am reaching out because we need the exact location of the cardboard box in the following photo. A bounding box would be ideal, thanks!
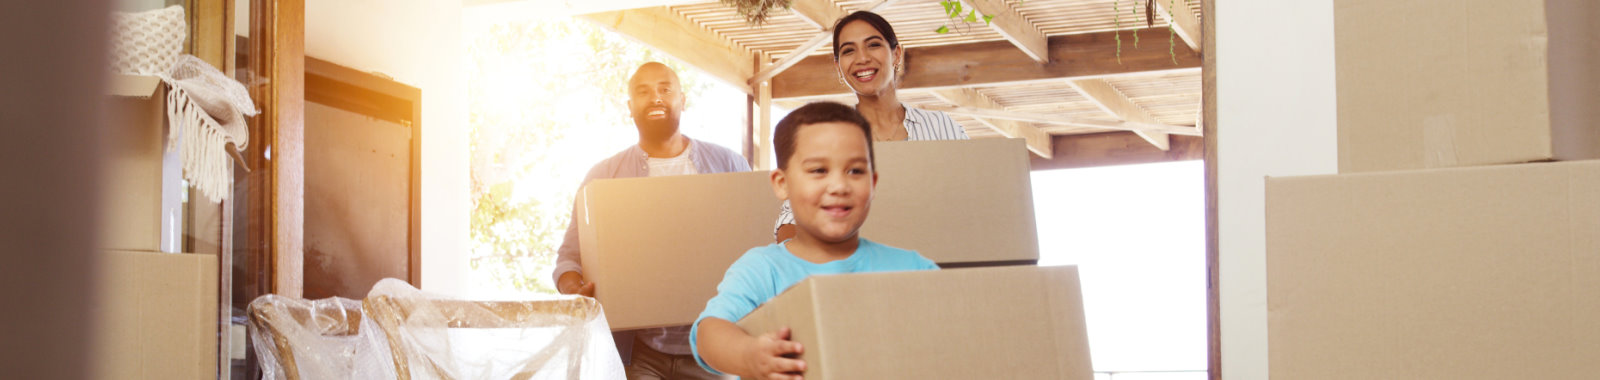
[578,171,782,330]
[736,266,1092,380]
[1334,0,1600,172]
[94,250,219,380]
[578,138,1041,330]
[865,138,1040,265]
[1265,160,1600,379]
[103,87,166,252]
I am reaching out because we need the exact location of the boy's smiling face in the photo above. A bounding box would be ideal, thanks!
[773,121,878,244]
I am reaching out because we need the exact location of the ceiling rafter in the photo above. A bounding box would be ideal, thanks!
[773,30,1201,100]
[1155,0,1201,53]
[582,6,756,94]
[961,0,1048,63]
[931,105,1200,137]
[930,88,1053,158]
[1067,78,1170,150]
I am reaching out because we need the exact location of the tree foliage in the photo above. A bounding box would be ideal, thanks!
[466,18,709,294]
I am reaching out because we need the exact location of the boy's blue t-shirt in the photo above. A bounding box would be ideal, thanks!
[689,238,939,374]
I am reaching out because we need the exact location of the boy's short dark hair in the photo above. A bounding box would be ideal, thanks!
[773,101,874,170]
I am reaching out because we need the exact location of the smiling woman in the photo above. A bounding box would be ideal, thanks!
[463,17,747,297]
[771,10,970,243]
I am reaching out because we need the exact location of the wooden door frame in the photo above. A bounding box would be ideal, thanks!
[246,0,305,298]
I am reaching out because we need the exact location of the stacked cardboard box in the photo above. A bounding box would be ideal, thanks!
[104,76,168,252]
[1334,0,1599,172]
[94,251,219,380]
[1268,0,1600,378]
[737,266,1093,380]
[578,138,1041,330]
[97,76,221,380]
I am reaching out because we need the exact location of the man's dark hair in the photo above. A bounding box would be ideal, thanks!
[773,101,875,170]
[831,11,899,60]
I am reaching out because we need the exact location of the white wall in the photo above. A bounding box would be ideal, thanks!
[306,0,470,296]
[1215,1,1339,379]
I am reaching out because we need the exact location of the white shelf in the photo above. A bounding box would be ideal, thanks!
[109,74,161,97]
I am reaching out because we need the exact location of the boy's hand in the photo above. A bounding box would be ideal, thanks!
[744,327,806,380]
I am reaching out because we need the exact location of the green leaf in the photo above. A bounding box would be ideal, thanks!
[952,3,963,18]
[936,25,950,34]
[965,10,978,23]
[983,14,995,24]
[941,1,955,15]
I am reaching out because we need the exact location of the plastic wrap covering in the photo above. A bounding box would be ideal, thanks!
[362,278,625,380]
[248,295,395,380]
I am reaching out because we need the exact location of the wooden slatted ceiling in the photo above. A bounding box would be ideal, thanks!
[684,0,1205,140]
[773,69,1198,137]
[672,0,1202,60]
[1104,69,1201,125]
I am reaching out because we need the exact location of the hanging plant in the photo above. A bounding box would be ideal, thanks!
[1113,0,1187,65]
[723,0,793,25]
[935,0,995,34]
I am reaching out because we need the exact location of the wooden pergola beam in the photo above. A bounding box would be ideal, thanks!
[749,33,829,89]
[789,0,848,30]
[1155,0,1201,53]
[1067,78,1171,151]
[773,29,1201,99]
[1029,131,1202,171]
[748,0,901,88]
[930,88,1052,158]
[583,6,756,94]
[962,0,1047,63]
[934,106,1200,136]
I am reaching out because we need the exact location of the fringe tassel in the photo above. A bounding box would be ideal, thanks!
[166,86,233,203]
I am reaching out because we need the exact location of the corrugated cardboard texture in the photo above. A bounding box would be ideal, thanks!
[1266,160,1600,379]
[865,138,1040,264]
[102,93,165,251]
[95,251,219,380]
[1334,0,1600,173]
[737,266,1093,379]
[578,171,782,330]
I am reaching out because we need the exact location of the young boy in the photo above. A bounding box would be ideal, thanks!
[689,102,939,379]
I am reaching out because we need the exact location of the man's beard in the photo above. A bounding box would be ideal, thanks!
[633,112,680,140]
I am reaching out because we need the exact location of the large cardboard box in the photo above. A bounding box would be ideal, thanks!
[103,83,167,252]
[577,138,1041,330]
[865,138,1040,265]
[577,171,781,330]
[1265,160,1600,379]
[1334,0,1600,172]
[94,250,219,380]
[735,266,1092,379]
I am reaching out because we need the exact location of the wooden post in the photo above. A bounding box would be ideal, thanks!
[754,53,774,170]
[249,0,305,298]
[1202,0,1220,378]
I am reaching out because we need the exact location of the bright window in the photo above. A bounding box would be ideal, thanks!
[1034,161,1207,379]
